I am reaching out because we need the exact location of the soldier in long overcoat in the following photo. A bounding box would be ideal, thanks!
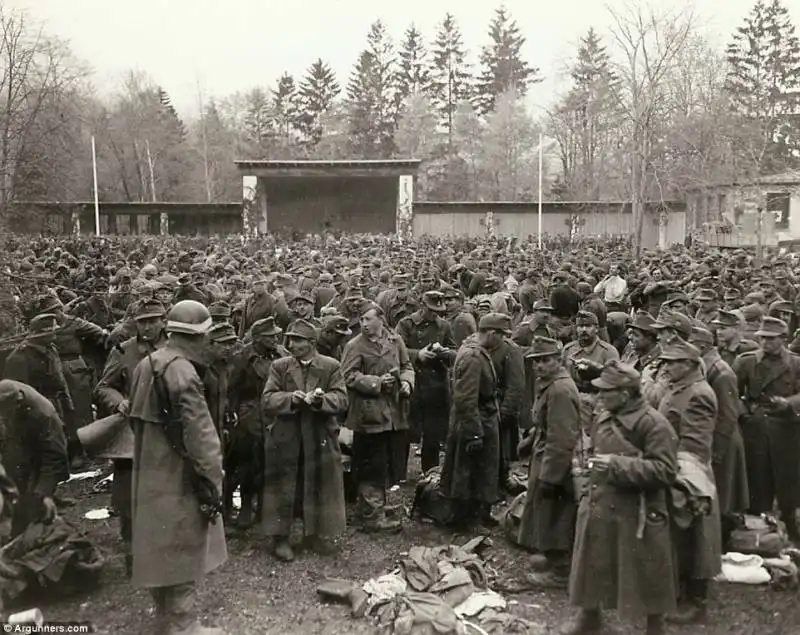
[439,315,501,528]
[688,327,749,521]
[733,316,800,542]
[396,291,456,473]
[260,320,348,562]
[128,300,226,635]
[227,317,288,527]
[237,275,276,338]
[341,303,414,532]
[564,361,677,635]
[518,336,581,587]
[657,340,721,625]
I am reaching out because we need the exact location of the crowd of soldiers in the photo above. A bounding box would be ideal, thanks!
[0,233,799,634]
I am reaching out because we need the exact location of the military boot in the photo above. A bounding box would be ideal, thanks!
[646,614,666,635]
[273,538,294,562]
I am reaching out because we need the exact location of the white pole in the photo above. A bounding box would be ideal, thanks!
[538,132,543,249]
[91,135,101,235]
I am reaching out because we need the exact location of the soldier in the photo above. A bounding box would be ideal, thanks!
[227,317,288,528]
[285,291,320,329]
[93,298,167,576]
[174,272,212,306]
[734,317,800,543]
[0,379,68,537]
[341,304,414,532]
[562,310,620,395]
[722,288,743,311]
[439,314,502,529]
[688,327,749,530]
[260,320,348,561]
[517,336,581,588]
[712,310,759,368]
[443,286,477,347]
[693,288,719,328]
[128,300,226,635]
[316,315,351,361]
[396,291,456,473]
[657,340,721,624]
[563,361,677,635]
[110,268,135,321]
[312,273,336,315]
[376,273,418,329]
[238,275,276,339]
[71,277,114,328]
[205,323,238,436]
[208,301,233,325]
[622,310,670,410]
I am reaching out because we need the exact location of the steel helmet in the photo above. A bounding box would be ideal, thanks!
[166,300,212,335]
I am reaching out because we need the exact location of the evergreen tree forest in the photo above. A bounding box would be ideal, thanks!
[1,2,799,211]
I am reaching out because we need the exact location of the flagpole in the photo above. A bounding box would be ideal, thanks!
[92,135,101,235]
[538,132,543,250]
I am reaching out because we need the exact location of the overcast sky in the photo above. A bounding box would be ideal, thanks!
[7,0,791,119]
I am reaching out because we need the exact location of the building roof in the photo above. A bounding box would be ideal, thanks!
[234,159,421,178]
[756,169,800,186]
[234,159,421,168]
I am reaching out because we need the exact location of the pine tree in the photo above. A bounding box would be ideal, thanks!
[345,20,399,158]
[271,72,302,140]
[725,0,800,172]
[396,24,431,103]
[242,88,272,153]
[298,58,341,146]
[475,6,539,116]
[157,87,186,140]
[429,13,473,144]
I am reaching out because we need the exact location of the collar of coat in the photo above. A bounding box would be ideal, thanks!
[753,347,790,364]
[639,344,661,367]
[536,367,572,391]
[411,310,439,326]
[597,397,648,431]
[702,347,723,369]
[285,353,326,391]
[668,366,705,392]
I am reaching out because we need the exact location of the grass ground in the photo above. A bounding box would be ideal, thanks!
[24,466,800,635]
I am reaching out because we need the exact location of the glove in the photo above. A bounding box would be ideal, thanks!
[40,496,57,523]
[517,432,534,459]
[464,437,483,455]
[537,480,561,499]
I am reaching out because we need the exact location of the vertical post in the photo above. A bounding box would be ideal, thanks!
[242,174,257,239]
[538,132,543,249]
[160,212,169,236]
[397,175,413,240]
[72,210,81,236]
[91,136,101,235]
[756,206,764,266]
[257,180,268,235]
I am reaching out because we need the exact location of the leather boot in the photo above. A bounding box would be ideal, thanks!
[273,538,294,562]
[667,579,708,624]
[304,535,338,556]
[559,609,601,634]
[646,614,666,635]
[236,497,254,529]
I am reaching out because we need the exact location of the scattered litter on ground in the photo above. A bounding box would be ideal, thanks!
[84,509,111,521]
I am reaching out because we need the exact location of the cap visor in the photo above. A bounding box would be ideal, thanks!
[754,331,782,338]
[590,377,616,390]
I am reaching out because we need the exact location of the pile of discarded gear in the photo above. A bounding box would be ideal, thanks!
[317,538,539,634]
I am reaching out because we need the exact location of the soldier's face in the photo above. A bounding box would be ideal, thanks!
[532,354,559,379]
[155,290,172,304]
[136,316,164,342]
[759,334,784,355]
[287,335,313,359]
[598,387,628,413]
[292,300,313,318]
[534,310,551,324]
[576,324,597,342]
[360,309,383,336]
[445,296,461,311]
[663,359,693,382]
[628,328,652,352]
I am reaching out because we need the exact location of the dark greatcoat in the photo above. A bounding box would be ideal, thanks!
[734,348,800,512]
[259,354,348,538]
[569,398,678,619]
[658,368,722,580]
[440,335,499,504]
[512,320,557,431]
[238,292,277,338]
[518,368,581,553]
[702,349,749,515]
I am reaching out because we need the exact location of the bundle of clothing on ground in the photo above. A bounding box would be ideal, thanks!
[317,539,540,634]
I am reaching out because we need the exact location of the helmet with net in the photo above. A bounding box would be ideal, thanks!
[166,300,212,335]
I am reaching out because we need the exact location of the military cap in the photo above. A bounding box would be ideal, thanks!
[117,267,132,280]
[755,317,788,337]
[663,291,690,306]
[575,310,599,326]
[607,311,631,329]
[441,284,461,298]
[628,309,656,332]
[135,299,166,321]
[344,287,364,301]
[274,273,294,286]
[319,272,334,283]
[711,310,742,328]
[769,299,794,315]
[320,306,340,317]
[29,313,57,333]
[251,274,269,285]
[422,290,446,312]
[477,295,494,308]
[652,310,693,339]
[177,273,192,286]
[525,336,562,359]
[689,326,714,347]
[392,273,410,286]
[659,340,702,362]
[533,299,554,312]
[695,288,716,301]
[207,322,237,343]
[591,360,641,390]
[478,312,512,333]
[285,319,318,341]
[744,291,766,305]
[321,314,351,336]
[741,303,765,321]
[759,278,776,287]
[287,290,314,305]
[552,271,569,282]
[723,288,741,300]
[208,301,232,318]
[189,262,205,273]
[93,277,110,289]
[448,263,466,274]
[250,317,282,337]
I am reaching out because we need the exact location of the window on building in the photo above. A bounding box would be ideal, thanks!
[767,192,791,229]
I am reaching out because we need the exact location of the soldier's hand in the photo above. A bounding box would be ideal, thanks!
[768,396,792,413]
[589,454,612,473]
[41,496,57,523]
[291,390,306,405]
[400,381,412,397]
[417,346,436,363]
[464,437,483,455]
[117,399,130,415]
[380,374,396,391]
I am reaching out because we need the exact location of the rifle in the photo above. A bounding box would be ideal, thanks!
[147,353,223,524]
